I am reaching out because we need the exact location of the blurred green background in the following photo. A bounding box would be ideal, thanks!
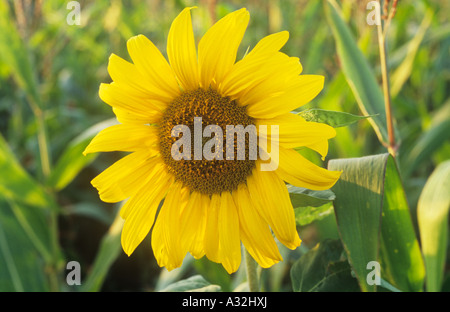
[0,0,448,292]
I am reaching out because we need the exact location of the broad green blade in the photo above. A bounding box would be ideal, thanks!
[329,154,424,291]
[47,118,118,191]
[328,154,387,291]
[417,160,450,292]
[325,0,393,146]
[378,157,425,292]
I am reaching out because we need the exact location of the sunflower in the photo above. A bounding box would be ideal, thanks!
[83,7,341,274]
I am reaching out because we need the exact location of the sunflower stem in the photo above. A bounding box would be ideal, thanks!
[244,249,260,292]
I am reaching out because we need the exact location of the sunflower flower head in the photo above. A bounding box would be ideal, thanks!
[83,7,341,274]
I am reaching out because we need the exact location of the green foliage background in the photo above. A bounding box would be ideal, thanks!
[0,0,448,292]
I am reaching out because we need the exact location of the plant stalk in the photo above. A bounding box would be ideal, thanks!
[27,95,60,291]
[245,249,260,292]
[377,1,397,157]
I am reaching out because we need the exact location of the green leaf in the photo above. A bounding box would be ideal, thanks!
[288,185,335,208]
[288,185,336,226]
[0,200,49,291]
[325,0,394,145]
[378,157,425,292]
[193,256,233,292]
[298,109,375,128]
[0,134,55,210]
[294,203,333,226]
[417,160,450,292]
[0,135,60,286]
[328,154,386,291]
[4,198,53,264]
[47,118,118,191]
[328,154,425,292]
[290,239,360,292]
[159,275,221,292]
[155,256,195,291]
[81,211,123,292]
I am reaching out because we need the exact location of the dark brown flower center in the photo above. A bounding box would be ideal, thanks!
[158,88,256,195]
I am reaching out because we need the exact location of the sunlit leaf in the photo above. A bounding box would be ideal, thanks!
[294,203,333,226]
[328,154,424,292]
[378,156,425,292]
[328,154,385,292]
[417,160,450,292]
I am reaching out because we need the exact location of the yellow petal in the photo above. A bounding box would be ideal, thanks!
[233,184,282,268]
[275,147,342,190]
[99,82,167,116]
[167,7,199,91]
[151,216,169,268]
[247,31,289,56]
[121,167,173,256]
[246,165,301,249]
[152,181,188,270]
[83,124,158,155]
[198,8,249,89]
[112,107,161,125]
[179,191,207,259]
[90,151,159,203]
[107,53,171,102]
[204,193,220,263]
[257,113,336,150]
[218,191,241,274]
[219,31,299,99]
[247,75,324,119]
[127,34,180,101]
[303,140,329,161]
[220,51,301,99]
